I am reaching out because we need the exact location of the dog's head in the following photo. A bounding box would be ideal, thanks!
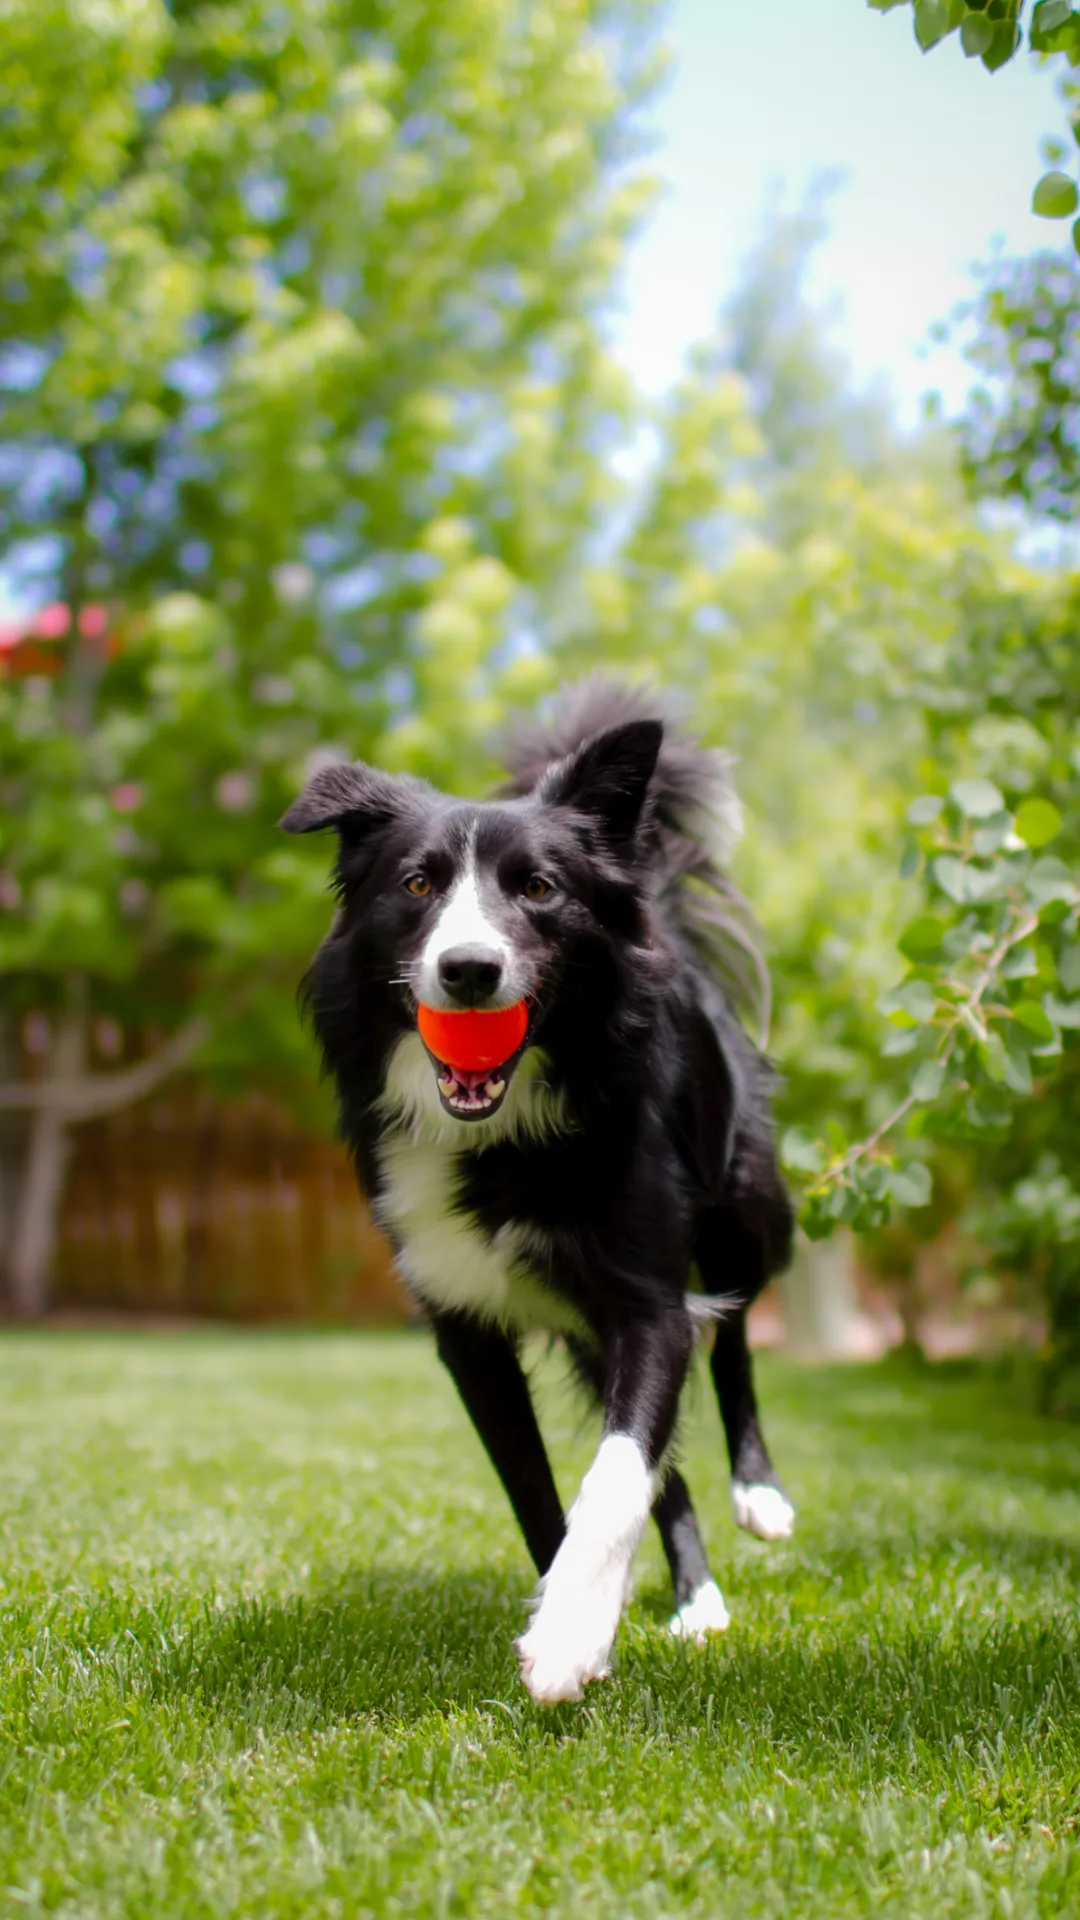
[281,718,662,1126]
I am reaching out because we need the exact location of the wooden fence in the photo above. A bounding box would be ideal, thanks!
[52,1085,410,1322]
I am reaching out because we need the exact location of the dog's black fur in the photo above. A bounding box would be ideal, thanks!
[283,680,794,1689]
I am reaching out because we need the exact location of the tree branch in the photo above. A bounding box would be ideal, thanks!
[0,1016,211,1121]
[819,903,1041,1188]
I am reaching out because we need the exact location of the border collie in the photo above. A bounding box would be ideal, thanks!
[282,680,795,1704]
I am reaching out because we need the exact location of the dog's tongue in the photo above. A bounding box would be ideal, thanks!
[448,1065,494,1091]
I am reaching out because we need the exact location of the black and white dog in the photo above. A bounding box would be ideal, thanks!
[282,681,795,1704]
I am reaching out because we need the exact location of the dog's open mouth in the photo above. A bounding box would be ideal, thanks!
[416,1000,531,1122]
[432,1057,519,1119]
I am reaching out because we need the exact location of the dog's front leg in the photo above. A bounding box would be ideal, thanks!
[516,1310,693,1704]
[431,1309,566,1577]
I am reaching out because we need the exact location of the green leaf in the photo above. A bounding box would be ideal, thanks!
[943,917,993,961]
[881,1029,920,1057]
[898,916,947,960]
[907,794,944,826]
[1002,1043,1034,1096]
[1001,945,1039,979]
[1073,215,1080,259]
[861,1164,893,1201]
[950,777,1004,819]
[960,14,994,55]
[913,0,955,48]
[965,1091,1013,1130]
[1031,1,1080,49]
[1047,994,1080,1028]
[972,813,1014,855]
[981,20,1022,68]
[1059,945,1080,993]
[1012,999,1057,1043]
[889,1162,932,1209]
[978,1030,1010,1086]
[910,1058,946,1103]
[1027,857,1075,910]
[1033,171,1080,218]
[781,1128,826,1175]
[1013,798,1063,848]
[1032,0,1074,34]
[800,1193,838,1242]
[933,855,972,903]
[880,978,938,1026]
[899,839,922,879]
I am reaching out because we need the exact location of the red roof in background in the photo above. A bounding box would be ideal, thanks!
[0,601,111,657]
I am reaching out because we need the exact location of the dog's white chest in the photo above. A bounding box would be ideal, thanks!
[375,1133,581,1336]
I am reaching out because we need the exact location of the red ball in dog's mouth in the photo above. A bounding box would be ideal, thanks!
[417,1002,529,1118]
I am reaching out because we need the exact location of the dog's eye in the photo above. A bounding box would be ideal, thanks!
[523,875,552,902]
[404,873,432,898]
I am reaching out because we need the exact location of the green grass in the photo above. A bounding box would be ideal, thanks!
[2,1334,1080,1917]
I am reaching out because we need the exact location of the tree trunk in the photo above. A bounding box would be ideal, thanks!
[779,1229,863,1360]
[8,1007,86,1318]
[893,1265,923,1355]
[0,1010,17,1301]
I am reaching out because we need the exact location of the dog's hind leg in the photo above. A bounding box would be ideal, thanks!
[698,1207,795,1542]
[710,1311,794,1540]
[432,1309,566,1576]
[653,1467,730,1639]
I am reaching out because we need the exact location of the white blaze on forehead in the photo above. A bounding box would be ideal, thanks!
[418,835,509,998]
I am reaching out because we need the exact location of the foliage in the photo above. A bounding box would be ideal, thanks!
[4,1331,1080,1914]
[957,248,1080,519]
[964,1154,1080,1411]
[785,777,1080,1237]
[867,1,1080,247]
[0,0,663,1109]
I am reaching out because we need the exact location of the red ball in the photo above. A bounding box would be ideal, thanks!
[417,1001,528,1072]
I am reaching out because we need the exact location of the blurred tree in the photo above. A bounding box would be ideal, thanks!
[0,0,664,1311]
[958,248,1080,519]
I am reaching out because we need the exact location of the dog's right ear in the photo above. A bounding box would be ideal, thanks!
[278,762,414,839]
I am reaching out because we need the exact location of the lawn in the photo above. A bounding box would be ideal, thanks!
[1,1332,1080,1917]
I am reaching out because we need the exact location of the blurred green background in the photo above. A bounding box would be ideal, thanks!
[3,0,1080,1405]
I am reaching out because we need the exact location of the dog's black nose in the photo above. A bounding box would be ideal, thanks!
[437,945,504,1005]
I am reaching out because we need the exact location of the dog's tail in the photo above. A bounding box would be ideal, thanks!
[498,676,771,1042]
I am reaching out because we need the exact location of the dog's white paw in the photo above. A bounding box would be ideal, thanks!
[669,1578,730,1642]
[732,1481,795,1542]
[516,1599,617,1704]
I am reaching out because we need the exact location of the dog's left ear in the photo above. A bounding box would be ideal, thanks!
[539,719,663,847]
[278,762,416,840]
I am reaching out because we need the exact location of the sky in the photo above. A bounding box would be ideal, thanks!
[614,0,1063,418]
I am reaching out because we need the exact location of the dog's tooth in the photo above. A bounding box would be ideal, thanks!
[486,1077,504,1097]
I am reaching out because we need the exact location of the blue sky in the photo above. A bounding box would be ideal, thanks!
[615,0,1062,417]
